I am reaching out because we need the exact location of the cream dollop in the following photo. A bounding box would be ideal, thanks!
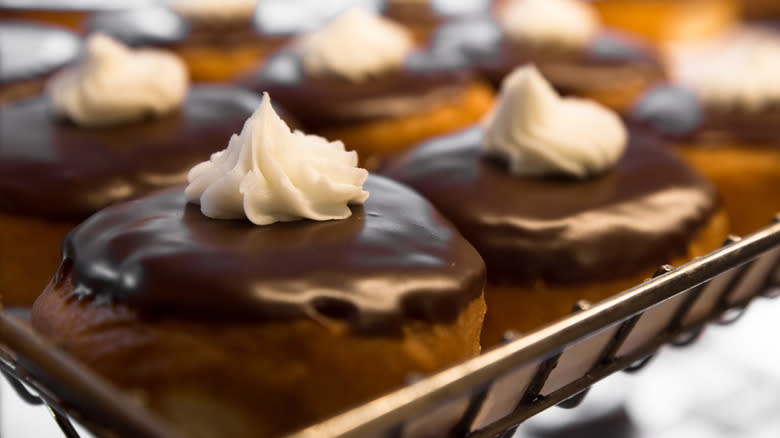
[47,34,189,127]
[500,0,600,48]
[483,66,627,179]
[185,93,369,225]
[295,8,414,82]
[670,28,780,111]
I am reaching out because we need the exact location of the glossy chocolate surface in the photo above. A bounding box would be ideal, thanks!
[632,85,780,145]
[0,22,83,83]
[241,48,474,129]
[0,87,261,220]
[58,175,486,334]
[381,127,719,286]
[434,16,664,91]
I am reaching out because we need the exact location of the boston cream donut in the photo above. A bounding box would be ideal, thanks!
[383,66,728,347]
[442,0,665,113]
[634,27,780,236]
[31,95,486,438]
[242,8,495,169]
[0,35,261,307]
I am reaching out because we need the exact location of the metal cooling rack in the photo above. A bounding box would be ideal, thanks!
[1,216,779,438]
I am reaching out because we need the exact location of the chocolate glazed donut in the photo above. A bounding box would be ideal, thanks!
[432,15,665,112]
[381,125,729,345]
[238,40,495,169]
[633,85,780,236]
[0,87,262,306]
[383,126,719,285]
[242,48,478,130]
[0,87,261,220]
[32,175,487,437]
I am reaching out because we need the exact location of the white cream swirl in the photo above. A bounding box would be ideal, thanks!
[185,93,369,225]
[295,8,414,82]
[47,34,189,127]
[500,0,600,48]
[483,66,627,179]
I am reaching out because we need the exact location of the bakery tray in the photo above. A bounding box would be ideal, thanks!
[1,216,779,438]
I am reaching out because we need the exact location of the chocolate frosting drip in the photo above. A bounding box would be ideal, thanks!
[381,127,719,286]
[632,85,780,146]
[0,22,84,83]
[58,175,486,334]
[433,16,664,91]
[0,87,262,221]
[241,48,474,129]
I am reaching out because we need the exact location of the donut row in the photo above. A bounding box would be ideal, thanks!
[0,1,778,437]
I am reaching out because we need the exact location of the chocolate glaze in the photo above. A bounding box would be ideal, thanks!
[0,22,83,83]
[632,85,780,145]
[699,108,780,145]
[0,87,262,221]
[433,16,664,92]
[381,126,719,286]
[57,175,486,335]
[241,48,475,129]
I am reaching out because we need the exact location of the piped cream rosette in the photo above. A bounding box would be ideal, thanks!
[186,93,369,225]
